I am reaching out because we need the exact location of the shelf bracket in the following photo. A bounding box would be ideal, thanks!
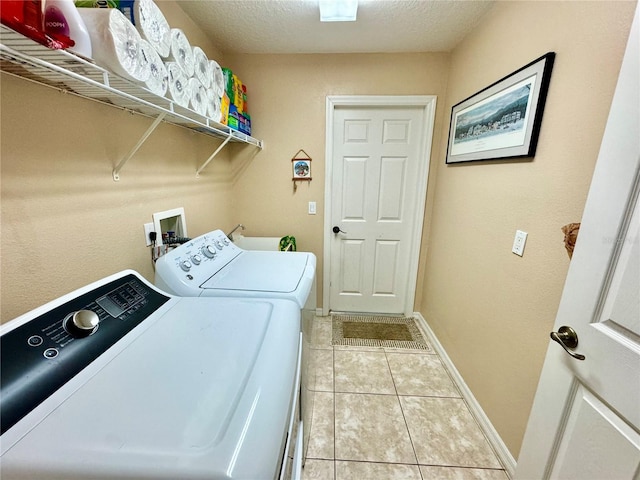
[196,133,233,177]
[113,112,167,181]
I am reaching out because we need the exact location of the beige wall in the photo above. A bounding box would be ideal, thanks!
[421,0,637,459]
[0,2,232,321]
[0,0,636,465]
[224,52,450,308]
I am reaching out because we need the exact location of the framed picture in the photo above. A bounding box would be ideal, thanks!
[292,159,311,179]
[446,52,555,164]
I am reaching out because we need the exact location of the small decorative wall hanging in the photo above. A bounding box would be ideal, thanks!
[446,52,555,164]
[292,149,312,191]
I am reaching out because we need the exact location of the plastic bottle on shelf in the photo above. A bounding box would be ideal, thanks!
[44,0,92,58]
[1,1,71,49]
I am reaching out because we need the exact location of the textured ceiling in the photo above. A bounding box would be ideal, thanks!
[178,0,496,55]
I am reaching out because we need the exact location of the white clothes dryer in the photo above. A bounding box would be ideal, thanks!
[1,270,302,480]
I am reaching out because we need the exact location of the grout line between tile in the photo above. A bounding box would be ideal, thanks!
[386,349,425,479]
[332,344,337,480]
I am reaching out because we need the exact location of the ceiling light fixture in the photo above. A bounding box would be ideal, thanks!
[319,0,358,22]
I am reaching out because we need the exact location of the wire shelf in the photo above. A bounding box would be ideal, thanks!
[0,24,262,178]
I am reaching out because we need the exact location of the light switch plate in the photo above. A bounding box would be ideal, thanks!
[308,201,317,215]
[512,230,528,256]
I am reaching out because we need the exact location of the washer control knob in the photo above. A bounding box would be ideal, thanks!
[202,244,217,258]
[214,240,223,250]
[180,260,192,272]
[222,237,230,246]
[191,254,202,265]
[64,310,100,338]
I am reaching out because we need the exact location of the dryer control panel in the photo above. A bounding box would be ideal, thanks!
[0,274,170,436]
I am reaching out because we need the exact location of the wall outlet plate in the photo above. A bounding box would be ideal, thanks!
[512,230,528,256]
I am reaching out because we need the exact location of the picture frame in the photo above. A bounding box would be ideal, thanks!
[446,52,555,164]
[292,158,311,180]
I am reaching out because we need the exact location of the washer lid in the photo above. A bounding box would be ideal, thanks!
[201,251,311,293]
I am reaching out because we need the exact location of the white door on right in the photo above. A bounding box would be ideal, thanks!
[515,6,640,479]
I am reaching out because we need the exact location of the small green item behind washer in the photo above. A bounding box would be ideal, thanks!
[279,236,297,252]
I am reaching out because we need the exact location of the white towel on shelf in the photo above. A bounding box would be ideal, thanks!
[133,0,171,58]
[210,59,224,99]
[206,87,222,123]
[192,46,212,89]
[166,61,191,108]
[140,40,168,96]
[77,8,150,83]
[167,28,195,78]
[188,78,208,117]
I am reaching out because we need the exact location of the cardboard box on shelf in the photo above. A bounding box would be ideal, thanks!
[239,113,251,135]
[222,67,234,104]
[228,104,240,131]
[220,93,230,125]
[227,104,251,135]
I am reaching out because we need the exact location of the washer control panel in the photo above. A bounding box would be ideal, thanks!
[0,274,170,436]
[155,229,243,292]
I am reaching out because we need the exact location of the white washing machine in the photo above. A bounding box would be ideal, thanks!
[0,270,302,480]
[154,229,316,464]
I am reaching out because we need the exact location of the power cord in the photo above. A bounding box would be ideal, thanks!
[149,231,158,265]
[149,232,191,265]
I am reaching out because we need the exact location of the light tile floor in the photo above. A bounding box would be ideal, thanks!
[302,316,509,480]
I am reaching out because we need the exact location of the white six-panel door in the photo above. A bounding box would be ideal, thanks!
[324,97,436,315]
[515,6,639,478]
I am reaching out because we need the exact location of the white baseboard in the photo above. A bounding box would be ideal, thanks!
[413,312,517,478]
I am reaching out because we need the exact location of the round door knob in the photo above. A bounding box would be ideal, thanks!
[64,310,100,338]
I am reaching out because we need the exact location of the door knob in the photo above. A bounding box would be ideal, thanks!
[332,226,346,234]
[550,326,585,361]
